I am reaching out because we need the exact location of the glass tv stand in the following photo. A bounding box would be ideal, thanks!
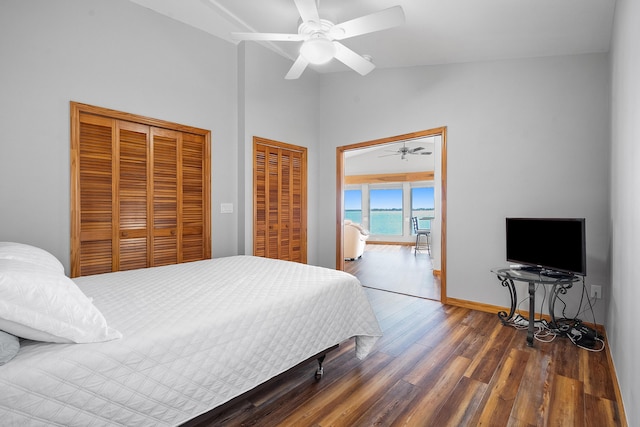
[491,267,580,347]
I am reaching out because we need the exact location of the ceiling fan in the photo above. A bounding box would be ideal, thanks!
[380,142,432,160]
[231,0,405,80]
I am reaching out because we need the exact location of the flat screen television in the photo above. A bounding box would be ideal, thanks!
[505,218,586,276]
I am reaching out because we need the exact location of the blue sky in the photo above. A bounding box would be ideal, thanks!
[411,187,435,209]
[345,190,362,210]
[345,187,434,210]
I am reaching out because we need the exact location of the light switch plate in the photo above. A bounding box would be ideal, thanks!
[220,203,233,214]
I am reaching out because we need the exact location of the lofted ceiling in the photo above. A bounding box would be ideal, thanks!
[127,0,615,74]
[344,138,435,175]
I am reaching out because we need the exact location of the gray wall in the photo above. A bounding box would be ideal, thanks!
[0,0,239,270]
[316,54,611,323]
[610,0,640,424]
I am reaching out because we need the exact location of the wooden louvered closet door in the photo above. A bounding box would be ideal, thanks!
[71,102,210,277]
[151,128,179,266]
[74,113,116,276]
[254,137,307,263]
[181,132,208,262]
[118,121,150,271]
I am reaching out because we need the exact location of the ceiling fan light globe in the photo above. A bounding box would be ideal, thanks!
[300,36,336,64]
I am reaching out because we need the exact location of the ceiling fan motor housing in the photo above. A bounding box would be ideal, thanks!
[298,19,335,35]
[301,36,335,63]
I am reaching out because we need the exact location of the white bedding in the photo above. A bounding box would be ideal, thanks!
[0,256,382,426]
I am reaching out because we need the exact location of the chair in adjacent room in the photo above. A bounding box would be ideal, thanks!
[411,216,430,256]
[344,220,370,260]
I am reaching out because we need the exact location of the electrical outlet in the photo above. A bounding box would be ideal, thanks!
[591,285,602,299]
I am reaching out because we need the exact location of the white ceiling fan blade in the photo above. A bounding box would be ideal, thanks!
[294,0,320,25]
[331,6,405,40]
[333,42,375,76]
[285,55,310,80]
[231,32,305,42]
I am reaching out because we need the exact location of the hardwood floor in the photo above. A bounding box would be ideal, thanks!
[198,245,626,427]
[196,285,624,426]
[345,244,440,300]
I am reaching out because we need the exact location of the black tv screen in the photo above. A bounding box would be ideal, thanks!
[506,218,586,276]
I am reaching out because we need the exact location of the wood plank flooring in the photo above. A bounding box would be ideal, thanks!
[195,250,625,426]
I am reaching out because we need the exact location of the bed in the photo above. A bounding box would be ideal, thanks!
[0,250,382,426]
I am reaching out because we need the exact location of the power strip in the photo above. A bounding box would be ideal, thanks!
[510,315,549,328]
[512,316,528,326]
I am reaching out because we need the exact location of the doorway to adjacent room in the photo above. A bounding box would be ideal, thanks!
[336,127,447,302]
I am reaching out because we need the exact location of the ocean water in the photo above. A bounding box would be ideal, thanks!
[345,210,362,225]
[370,211,403,235]
[345,210,433,235]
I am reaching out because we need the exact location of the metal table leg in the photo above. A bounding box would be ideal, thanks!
[497,275,517,324]
[527,281,535,346]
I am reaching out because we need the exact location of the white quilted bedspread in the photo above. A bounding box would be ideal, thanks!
[0,256,382,426]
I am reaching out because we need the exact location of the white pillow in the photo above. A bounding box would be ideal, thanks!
[0,259,121,344]
[0,242,65,273]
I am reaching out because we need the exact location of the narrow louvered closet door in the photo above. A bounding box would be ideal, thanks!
[151,128,179,266]
[253,137,307,263]
[74,113,115,276]
[118,121,150,271]
[289,152,304,262]
[181,132,209,262]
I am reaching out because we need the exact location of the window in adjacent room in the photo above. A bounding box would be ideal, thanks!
[411,186,435,231]
[344,189,363,224]
[369,187,403,235]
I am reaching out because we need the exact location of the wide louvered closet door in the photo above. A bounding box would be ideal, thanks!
[71,102,211,278]
[253,137,307,263]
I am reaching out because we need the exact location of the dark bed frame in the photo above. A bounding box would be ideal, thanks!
[180,344,339,426]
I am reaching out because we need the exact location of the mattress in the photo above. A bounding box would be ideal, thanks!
[0,256,382,426]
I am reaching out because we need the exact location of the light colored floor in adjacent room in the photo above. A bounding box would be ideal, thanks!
[344,244,440,300]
